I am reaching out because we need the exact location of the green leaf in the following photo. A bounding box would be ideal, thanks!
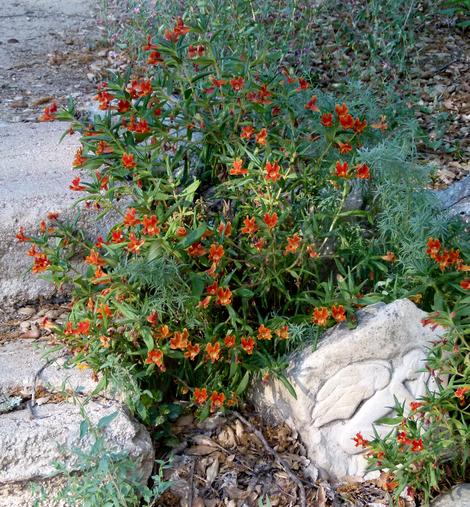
[236,370,250,395]
[235,287,254,298]
[97,411,118,429]
[179,223,207,249]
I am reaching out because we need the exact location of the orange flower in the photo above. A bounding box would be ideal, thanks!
[275,325,289,340]
[127,233,145,253]
[85,249,106,267]
[460,279,470,290]
[99,335,111,348]
[210,391,225,412]
[331,304,346,322]
[263,212,278,229]
[217,222,232,237]
[230,76,245,91]
[371,115,388,131]
[455,386,469,403]
[176,226,187,237]
[335,161,349,178]
[355,163,370,179]
[16,226,30,242]
[211,77,226,87]
[312,307,329,326]
[353,118,367,133]
[253,238,265,251]
[170,328,189,350]
[337,141,352,154]
[76,320,91,335]
[353,432,369,448]
[296,78,309,91]
[255,128,267,145]
[209,243,224,263]
[148,50,163,64]
[147,311,158,326]
[229,159,248,176]
[97,304,112,319]
[111,229,124,243]
[410,401,423,411]
[145,350,165,371]
[122,152,137,168]
[155,324,171,340]
[321,112,333,127]
[197,295,212,308]
[188,44,205,58]
[142,215,160,236]
[216,287,232,306]
[184,342,200,360]
[258,324,272,340]
[206,342,221,363]
[72,148,87,167]
[381,251,397,263]
[240,125,255,139]
[187,242,206,257]
[411,439,424,452]
[335,103,349,116]
[305,95,319,111]
[265,161,281,182]
[123,208,140,227]
[397,431,411,445]
[242,216,258,235]
[194,387,208,405]
[70,177,85,191]
[241,336,255,354]
[224,334,236,348]
[285,233,301,254]
[339,113,354,130]
[32,254,51,273]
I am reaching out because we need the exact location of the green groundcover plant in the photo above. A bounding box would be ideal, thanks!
[17,7,469,504]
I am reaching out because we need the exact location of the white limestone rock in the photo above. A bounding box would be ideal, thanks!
[251,299,445,482]
[430,484,470,506]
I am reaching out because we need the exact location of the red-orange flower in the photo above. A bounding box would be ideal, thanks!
[170,328,189,350]
[32,254,51,273]
[230,76,245,91]
[371,115,388,131]
[353,432,369,448]
[335,103,349,116]
[127,233,145,253]
[176,226,187,237]
[240,125,255,139]
[123,208,140,227]
[255,128,267,145]
[122,153,137,169]
[305,95,319,112]
[353,118,367,133]
[210,391,225,412]
[258,324,272,341]
[331,304,346,322]
[263,212,278,229]
[39,102,58,122]
[224,334,236,348]
[397,431,411,445]
[229,159,248,176]
[72,148,87,167]
[335,161,349,178]
[339,113,354,130]
[187,241,207,257]
[188,44,205,58]
[194,387,208,405]
[321,112,333,127]
[312,307,329,326]
[206,342,221,363]
[147,311,158,326]
[460,279,470,290]
[296,78,309,91]
[265,161,281,182]
[242,216,258,235]
[426,238,441,259]
[355,163,370,179]
[411,439,424,452]
[111,229,124,243]
[410,401,424,411]
[241,336,255,354]
[211,77,227,87]
[209,243,224,263]
[117,99,131,113]
[216,287,232,306]
[455,386,469,403]
[142,215,160,236]
[70,177,85,191]
[184,342,200,360]
[148,50,163,65]
[16,226,30,242]
[285,233,301,254]
[337,141,352,154]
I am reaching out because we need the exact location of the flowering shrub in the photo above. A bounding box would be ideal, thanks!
[361,239,469,504]
[18,11,466,436]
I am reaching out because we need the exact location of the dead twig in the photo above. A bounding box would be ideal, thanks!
[232,411,307,507]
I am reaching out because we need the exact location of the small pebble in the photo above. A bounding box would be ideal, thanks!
[18,306,36,318]
[22,326,41,339]
[45,309,61,320]
[19,321,31,333]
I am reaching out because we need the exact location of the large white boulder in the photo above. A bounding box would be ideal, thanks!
[0,339,154,507]
[251,299,444,482]
[431,484,470,507]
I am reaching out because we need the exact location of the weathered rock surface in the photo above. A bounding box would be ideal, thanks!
[430,484,470,506]
[0,339,154,507]
[251,299,445,482]
[436,174,470,226]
